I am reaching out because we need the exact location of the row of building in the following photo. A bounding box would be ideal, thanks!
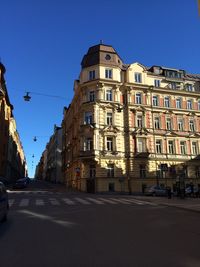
[35,44,200,194]
[0,63,27,183]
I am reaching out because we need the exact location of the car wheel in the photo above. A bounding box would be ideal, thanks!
[152,192,156,197]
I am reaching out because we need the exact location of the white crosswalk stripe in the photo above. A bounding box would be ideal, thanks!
[62,198,75,205]
[109,198,130,204]
[86,198,104,204]
[97,198,118,204]
[120,198,145,205]
[74,198,90,204]
[36,199,45,206]
[49,198,60,205]
[19,199,29,207]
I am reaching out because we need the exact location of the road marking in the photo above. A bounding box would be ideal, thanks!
[120,198,145,205]
[74,198,90,204]
[86,198,104,204]
[109,198,130,204]
[97,198,118,204]
[62,198,75,205]
[49,198,60,205]
[36,199,45,206]
[19,199,29,207]
[9,199,15,206]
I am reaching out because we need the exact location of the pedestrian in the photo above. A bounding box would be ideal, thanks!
[167,186,172,199]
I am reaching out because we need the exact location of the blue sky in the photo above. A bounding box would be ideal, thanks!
[0,0,199,177]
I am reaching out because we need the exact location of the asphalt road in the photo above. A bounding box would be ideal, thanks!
[1,180,200,267]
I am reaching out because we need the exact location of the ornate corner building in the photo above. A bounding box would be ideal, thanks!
[62,44,200,193]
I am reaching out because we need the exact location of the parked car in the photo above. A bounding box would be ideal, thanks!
[145,185,167,196]
[185,185,199,197]
[0,182,9,222]
[13,178,28,189]
[0,176,9,186]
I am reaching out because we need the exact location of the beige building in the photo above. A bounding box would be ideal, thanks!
[62,44,200,193]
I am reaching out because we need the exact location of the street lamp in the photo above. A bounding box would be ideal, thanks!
[23,91,66,101]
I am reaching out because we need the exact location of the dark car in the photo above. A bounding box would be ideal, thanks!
[0,182,9,222]
[185,185,199,197]
[145,185,167,196]
[13,178,28,189]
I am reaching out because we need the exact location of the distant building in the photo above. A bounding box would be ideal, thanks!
[0,62,27,182]
[62,44,200,193]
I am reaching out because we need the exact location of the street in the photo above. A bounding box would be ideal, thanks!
[1,180,200,267]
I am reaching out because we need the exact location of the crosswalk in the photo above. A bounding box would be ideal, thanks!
[8,197,157,208]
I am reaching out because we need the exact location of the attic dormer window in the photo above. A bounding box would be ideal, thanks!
[105,54,111,60]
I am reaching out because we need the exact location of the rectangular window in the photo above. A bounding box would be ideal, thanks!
[84,112,92,124]
[164,96,170,108]
[152,96,159,106]
[166,118,172,130]
[192,142,198,155]
[107,164,114,177]
[140,165,146,178]
[135,93,142,104]
[85,138,93,151]
[189,119,195,132]
[105,69,113,79]
[106,89,113,101]
[107,137,113,151]
[178,118,184,131]
[135,73,142,83]
[154,80,160,87]
[89,70,95,80]
[187,100,192,110]
[168,140,175,154]
[88,91,95,102]
[186,84,193,92]
[170,82,177,90]
[137,115,143,128]
[180,141,186,155]
[89,165,96,178]
[176,98,182,109]
[137,138,146,152]
[154,117,160,129]
[156,140,162,154]
[198,101,200,110]
[107,112,113,125]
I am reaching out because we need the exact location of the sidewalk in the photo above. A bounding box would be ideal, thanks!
[133,195,200,213]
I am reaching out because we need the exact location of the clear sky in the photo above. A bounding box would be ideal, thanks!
[0,0,199,177]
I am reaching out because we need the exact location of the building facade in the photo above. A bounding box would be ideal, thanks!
[0,62,27,182]
[61,44,200,193]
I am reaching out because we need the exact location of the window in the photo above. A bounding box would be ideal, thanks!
[189,119,195,132]
[84,138,93,151]
[152,95,159,106]
[178,118,184,131]
[105,69,113,79]
[88,91,95,102]
[180,141,186,155]
[140,165,146,178]
[89,70,95,80]
[166,71,182,78]
[84,112,92,124]
[154,80,160,87]
[156,140,162,154]
[187,100,192,110]
[198,101,200,110]
[107,164,114,177]
[164,96,170,108]
[137,115,143,128]
[134,73,142,83]
[135,93,142,104]
[107,112,113,125]
[186,84,193,92]
[166,118,172,130]
[192,142,198,155]
[176,98,182,109]
[107,137,113,151]
[154,117,160,129]
[168,140,175,154]
[137,138,146,152]
[106,89,113,101]
[170,82,177,90]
